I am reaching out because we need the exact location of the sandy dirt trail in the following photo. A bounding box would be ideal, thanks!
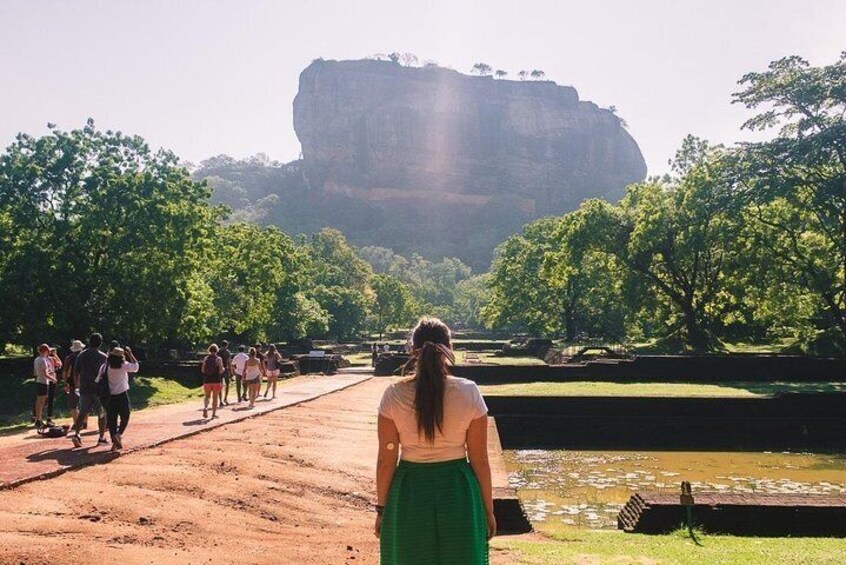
[0,377,519,564]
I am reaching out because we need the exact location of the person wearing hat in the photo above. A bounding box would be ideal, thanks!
[98,345,139,450]
[62,340,85,426]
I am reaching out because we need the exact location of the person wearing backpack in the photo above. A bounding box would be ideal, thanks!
[201,344,225,419]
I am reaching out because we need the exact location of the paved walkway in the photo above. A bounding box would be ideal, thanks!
[0,370,372,489]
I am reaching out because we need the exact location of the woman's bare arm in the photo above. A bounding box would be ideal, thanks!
[466,414,496,538]
[376,414,400,504]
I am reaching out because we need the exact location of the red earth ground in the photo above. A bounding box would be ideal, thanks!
[0,377,521,564]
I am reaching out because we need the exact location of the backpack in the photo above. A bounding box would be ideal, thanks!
[96,363,111,399]
[38,424,70,438]
[202,355,220,378]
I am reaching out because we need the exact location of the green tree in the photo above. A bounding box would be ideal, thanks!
[483,218,568,335]
[306,228,373,338]
[205,223,327,343]
[471,63,492,76]
[731,52,846,342]
[452,274,491,329]
[573,137,741,350]
[0,121,220,348]
[370,274,415,338]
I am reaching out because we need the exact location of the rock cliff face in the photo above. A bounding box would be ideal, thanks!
[293,59,646,217]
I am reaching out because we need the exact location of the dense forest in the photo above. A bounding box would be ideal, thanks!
[0,53,843,353]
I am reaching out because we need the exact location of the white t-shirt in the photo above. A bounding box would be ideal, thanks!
[33,356,54,384]
[103,361,139,395]
[378,376,488,463]
[232,352,249,375]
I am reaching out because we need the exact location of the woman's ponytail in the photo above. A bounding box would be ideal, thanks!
[405,318,454,444]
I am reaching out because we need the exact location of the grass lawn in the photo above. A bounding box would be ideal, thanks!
[479,381,846,398]
[492,528,846,565]
[471,353,547,366]
[0,374,204,433]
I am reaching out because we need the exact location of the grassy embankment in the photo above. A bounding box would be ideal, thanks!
[0,374,203,433]
[492,527,846,565]
[480,381,846,397]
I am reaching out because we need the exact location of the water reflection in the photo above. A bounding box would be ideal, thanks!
[506,450,846,530]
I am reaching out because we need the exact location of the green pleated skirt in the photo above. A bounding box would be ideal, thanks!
[380,458,489,565]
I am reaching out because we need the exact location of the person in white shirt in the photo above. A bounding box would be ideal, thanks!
[97,346,139,450]
[231,345,250,403]
[33,343,61,429]
[375,317,494,564]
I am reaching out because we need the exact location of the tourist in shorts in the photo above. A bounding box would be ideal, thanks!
[232,345,249,403]
[70,333,109,448]
[243,347,265,408]
[375,317,494,563]
[98,346,139,451]
[62,340,85,426]
[218,340,233,406]
[200,344,225,419]
[33,344,61,429]
[263,343,283,400]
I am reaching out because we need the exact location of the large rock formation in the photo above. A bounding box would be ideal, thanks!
[293,59,646,217]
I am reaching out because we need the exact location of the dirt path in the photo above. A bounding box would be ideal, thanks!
[0,373,369,488]
[0,377,521,564]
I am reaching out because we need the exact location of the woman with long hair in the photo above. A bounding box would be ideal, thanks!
[98,346,139,451]
[375,317,494,564]
[243,347,265,408]
[263,343,283,400]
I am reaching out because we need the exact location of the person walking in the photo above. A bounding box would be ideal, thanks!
[243,347,265,408]
[33,344,61,429]
[263,344,283,400]
[98,346,139,451]
[70,333,109,448]
[232,345,249,403]
[62,340,85,426]
[200,344,225,419]
[218,340,233,406]
[375,317,495,564]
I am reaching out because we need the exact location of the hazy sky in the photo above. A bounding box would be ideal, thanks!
[2,0,844,175]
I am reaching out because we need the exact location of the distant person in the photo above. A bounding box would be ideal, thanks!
[382,343,390,354]
[372,343,378,367]
[243,347,265,408]
[62,340,85,426]
[375,317,494,564]
[263,344,283,400]
[232,345,249,403]
[98,346,139,450]
[70,333,109,448]
[33,344,61,429]
[218,340,233,406]
[200,344,225,419]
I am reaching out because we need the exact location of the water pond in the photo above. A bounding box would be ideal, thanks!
[505,450,846,530]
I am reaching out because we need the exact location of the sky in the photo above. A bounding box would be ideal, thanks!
[1,0,844,176]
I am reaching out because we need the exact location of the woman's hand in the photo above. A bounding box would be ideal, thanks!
[373,514,383,538]
[486,511,497,540]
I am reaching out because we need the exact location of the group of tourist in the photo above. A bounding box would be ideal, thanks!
[371,342,392,366]
[32,332,140,451]
[33,335,288,452]
[198,340,286,418]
